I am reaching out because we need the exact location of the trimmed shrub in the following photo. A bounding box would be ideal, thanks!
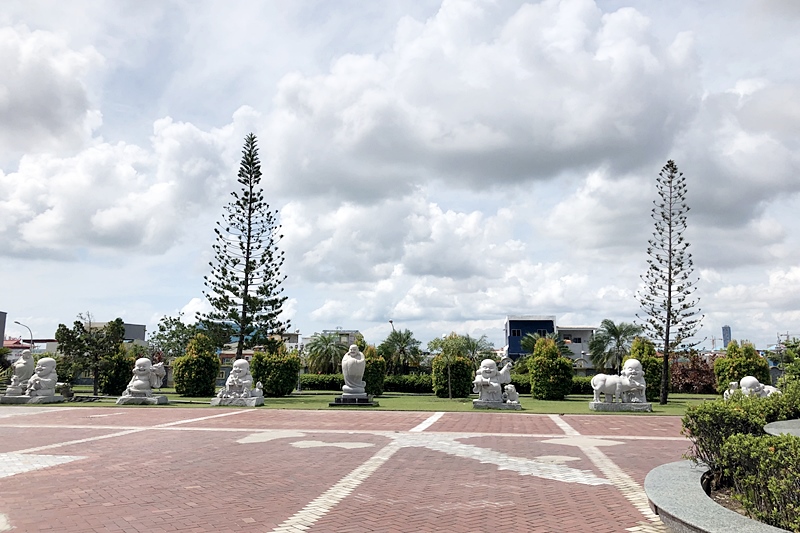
[432,355,474,398]
[714,341,771,394]
[528,338,573,400]
[173,334,220,397]
[571,376,593,395]
[628,337,662,402]
[299,373,342,391]
[98,349,136,396]
[251,351,301,397]
[383,374,433,393]
[364,356,386,397]
[719,433,800,532]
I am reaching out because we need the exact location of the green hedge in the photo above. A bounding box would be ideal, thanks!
[251,352,301,397]
[571,376,593,395]
[98,350,136,396]
[510,374,531,395]
[432,355,474,398]
[300,373,343,391]
[384,374,433,393]
[528,339,573,400]
[719,433,800,531]
[364,357,386,397]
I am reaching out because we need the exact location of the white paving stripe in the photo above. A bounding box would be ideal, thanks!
[551,416,667,533]
[409,411,444,432]
[270,442,402,533]
[548,414,581,435]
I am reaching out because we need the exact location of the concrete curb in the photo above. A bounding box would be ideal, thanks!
[644,460,788,533]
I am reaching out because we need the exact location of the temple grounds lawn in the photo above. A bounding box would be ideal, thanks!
[66,385,716,415]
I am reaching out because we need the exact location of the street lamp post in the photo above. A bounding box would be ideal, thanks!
[13,321,34,353]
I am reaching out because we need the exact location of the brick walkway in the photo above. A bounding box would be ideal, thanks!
[0,406,690,532]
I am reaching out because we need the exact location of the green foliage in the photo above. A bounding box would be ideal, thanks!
[305,332,347,374]
[637,160,703,405]
[432,355,473,398]
[364,356,386,396]
[379,328,422,375]
[201,133,290,359]
[299,373,342,391]
[148,314,200,363]
[55,314,126,395]
[428,332,488,397]
[718,434,800,531]
[571,376,593,395]
[509,374,532,395]
[714,340,771,394]
[589,319,642,374]
[0,347,10,371]
[173,334,220,397]
[383,374,433,393]
[98,347,137,396]
[52,352,82,384]
[529,338,574,400]
[251,351,300,397]
[628,337,662,402]
[670,350,716,394]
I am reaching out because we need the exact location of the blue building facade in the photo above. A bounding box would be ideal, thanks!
[505,315,556,360]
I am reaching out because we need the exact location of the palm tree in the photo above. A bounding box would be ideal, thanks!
[305,332,347,374]
[378,329,422,375]
[521,332,572,358]
[462,334,495,366]
[589,319,643,374]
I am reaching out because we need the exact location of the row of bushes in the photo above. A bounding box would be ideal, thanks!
[682,382,800,531]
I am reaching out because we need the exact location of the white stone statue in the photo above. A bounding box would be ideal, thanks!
[503,384,520,404]
[723,381,739,400]
[25,357,58,397]
[341,344,366,396]
[472,358,513,403]
[123,358,166,397]
[590,359,647,404]
[736,376,780,398]
[217,359,263,399]
[5,350,35,396]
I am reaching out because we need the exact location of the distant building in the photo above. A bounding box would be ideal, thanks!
[322,329,361,347]
[722,325,731,348]
[504,315,596,374]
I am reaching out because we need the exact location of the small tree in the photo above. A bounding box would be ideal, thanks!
[250,351,300,397]
[98,345,143,396]
[431,354,473,398]
[202,133,290,359]
[670,350,716,394]
[589,319,642,374]
[148,314,199,363]
[55,314,126,395]
[173,334,220,397]
[529,338,573,400]
[363,346,386,397]
[378,328,422,375]
[637,160,703,404]
[627,337,662,402]
[521,332,572,359]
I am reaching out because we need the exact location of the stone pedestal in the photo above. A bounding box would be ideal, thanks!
[472,399,521,410]
[589,401,652,412]
[210,396,264,407]
[1,395,66,405]
[329,394,378,407]
[116,395,169,405]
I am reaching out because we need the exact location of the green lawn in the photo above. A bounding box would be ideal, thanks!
[66,386,715,415]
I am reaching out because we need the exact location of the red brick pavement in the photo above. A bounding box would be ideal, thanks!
[0,408,688,532]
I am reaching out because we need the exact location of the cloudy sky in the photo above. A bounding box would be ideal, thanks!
[2,0,799,351]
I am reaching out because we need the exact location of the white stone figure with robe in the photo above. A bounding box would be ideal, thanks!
[341,344,366,396]
[6,350,35,396]
[472,358,513,402]
[25,357,58,397]
[620,359,647,403]
[122,358,166,397]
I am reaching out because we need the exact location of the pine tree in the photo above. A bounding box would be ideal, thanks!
[636,160,703,404]
[202,133,289,359]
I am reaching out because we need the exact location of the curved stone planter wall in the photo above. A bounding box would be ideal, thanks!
[644,460,788,533]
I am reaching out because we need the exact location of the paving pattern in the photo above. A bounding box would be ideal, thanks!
[0,406,690,532]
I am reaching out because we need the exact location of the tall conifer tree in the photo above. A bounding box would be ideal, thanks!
[637,160,703,404]
[202,133,289,359]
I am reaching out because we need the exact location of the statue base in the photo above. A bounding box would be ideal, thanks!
[1,395,66,404]
[116,395,169,405]
[589,401,652,412]
[210,396,264,407]
[472,399,522,410]
[329,395,378,407]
